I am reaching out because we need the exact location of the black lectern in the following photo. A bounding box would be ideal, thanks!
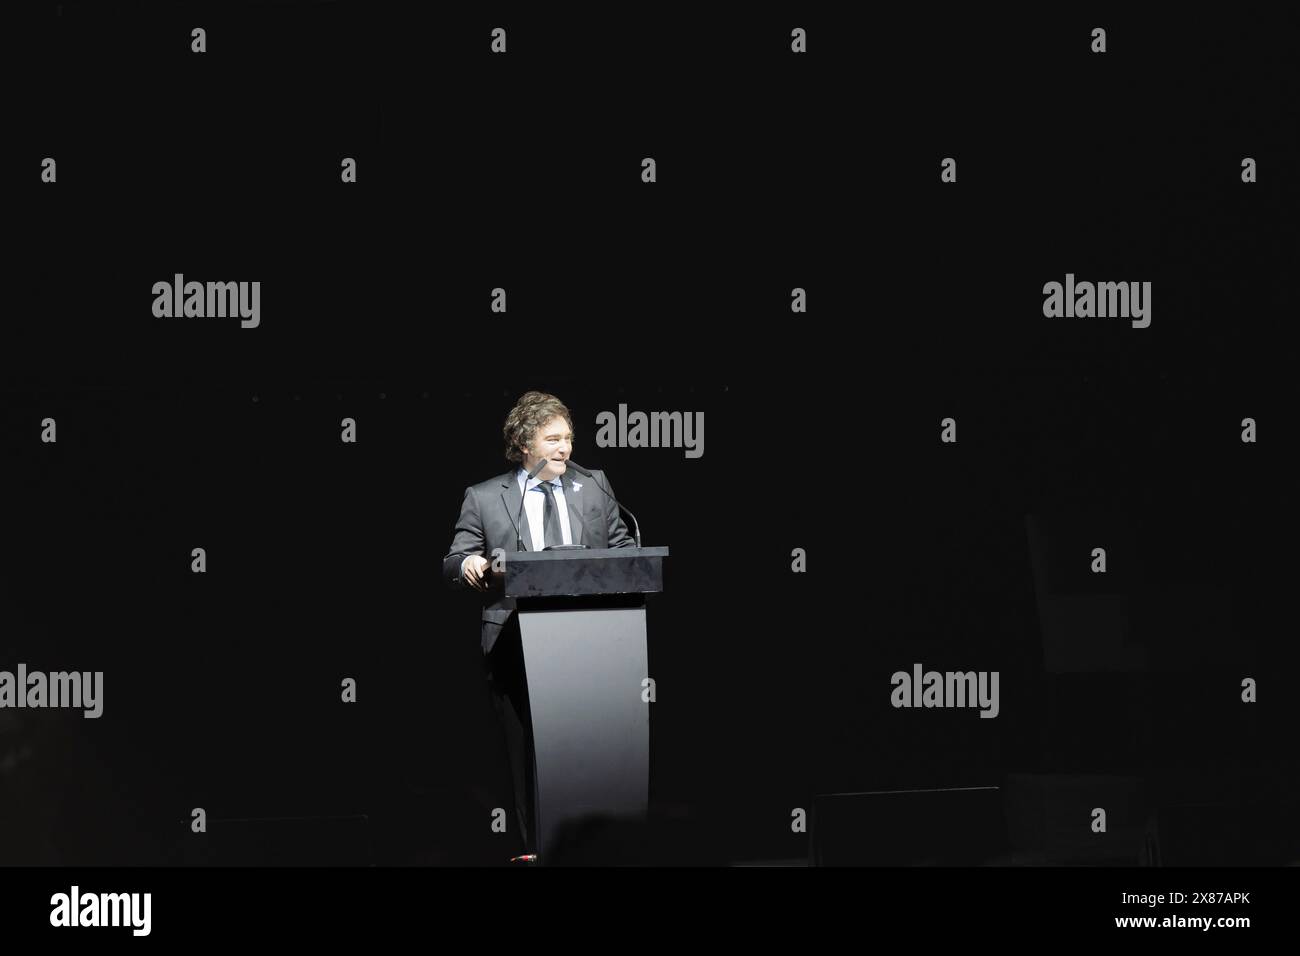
[504,546,668,861]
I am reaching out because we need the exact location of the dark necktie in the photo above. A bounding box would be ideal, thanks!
[537,481,564,549]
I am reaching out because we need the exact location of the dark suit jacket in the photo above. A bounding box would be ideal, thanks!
[443,467,635,655]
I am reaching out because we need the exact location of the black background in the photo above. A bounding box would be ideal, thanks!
[2,2,1297,871]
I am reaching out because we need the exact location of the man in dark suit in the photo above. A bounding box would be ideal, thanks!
[443,391,635,861]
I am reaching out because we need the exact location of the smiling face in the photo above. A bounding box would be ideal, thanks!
[519,415,573,481]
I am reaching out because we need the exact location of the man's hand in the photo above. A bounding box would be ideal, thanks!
[462,554,491,591]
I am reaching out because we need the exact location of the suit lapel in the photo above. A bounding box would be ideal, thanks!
[562,471,586,546]
[499,470,530,551]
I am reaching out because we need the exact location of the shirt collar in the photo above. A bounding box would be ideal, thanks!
[518,467,562,491]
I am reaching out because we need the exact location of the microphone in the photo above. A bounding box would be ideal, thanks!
[564,460,642,549]
[516,458,549,551]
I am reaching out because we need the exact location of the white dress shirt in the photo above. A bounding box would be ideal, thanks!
[517,467,574,551]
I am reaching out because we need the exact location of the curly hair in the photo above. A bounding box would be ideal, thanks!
[502,391,574,464]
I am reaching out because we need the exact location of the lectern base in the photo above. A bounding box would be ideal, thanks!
[518,604,651,862]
